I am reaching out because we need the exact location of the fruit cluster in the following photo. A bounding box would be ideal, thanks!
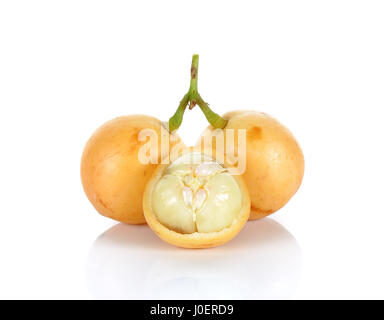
[81,55,304,248]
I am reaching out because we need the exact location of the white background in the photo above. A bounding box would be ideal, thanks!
[1,0,383,299]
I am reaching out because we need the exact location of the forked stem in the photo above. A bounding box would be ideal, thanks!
[168,54,228,132]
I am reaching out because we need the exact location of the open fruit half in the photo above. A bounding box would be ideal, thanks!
[143,149,250,248]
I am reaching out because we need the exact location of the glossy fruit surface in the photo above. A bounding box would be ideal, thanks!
[143,149,250,248]
[197,110,304,220]
[81,115,183,224]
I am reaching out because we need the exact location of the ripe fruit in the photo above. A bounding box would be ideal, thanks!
[196,110,304,220]
[143,149,250,248]
[81,115,183,224]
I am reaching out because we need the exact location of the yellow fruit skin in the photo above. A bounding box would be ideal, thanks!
[196,111,304,220]
[143,148,251,248]
[81,115,183,224]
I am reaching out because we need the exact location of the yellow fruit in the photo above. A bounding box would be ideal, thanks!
[143,149,250,248]
[196,110,304,220]
[81,115,183,224]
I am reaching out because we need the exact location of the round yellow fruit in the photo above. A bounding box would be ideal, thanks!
[143,149,251,248]
[196,110,304,220]
[81,115,184,224]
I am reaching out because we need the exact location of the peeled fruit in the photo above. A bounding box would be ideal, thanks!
[81,115,183,224]
[196,110,304,220]
[143,150,250,248]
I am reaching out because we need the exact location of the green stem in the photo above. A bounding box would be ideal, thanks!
[168,54,228,132]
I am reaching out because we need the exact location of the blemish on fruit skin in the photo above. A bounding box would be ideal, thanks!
[143,167,152,177]
[128,130,140,151]
[252,206,274,214]
[248,126,262,140]
[95,193,111,211]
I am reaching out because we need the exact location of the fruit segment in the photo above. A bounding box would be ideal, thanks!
[151,152,242,234]
[196,173,241,233]
[152,174,196,234]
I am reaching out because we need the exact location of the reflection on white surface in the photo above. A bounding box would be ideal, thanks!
[86,217,301,299]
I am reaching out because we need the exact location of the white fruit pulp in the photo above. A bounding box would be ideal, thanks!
[152,153,242,234]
